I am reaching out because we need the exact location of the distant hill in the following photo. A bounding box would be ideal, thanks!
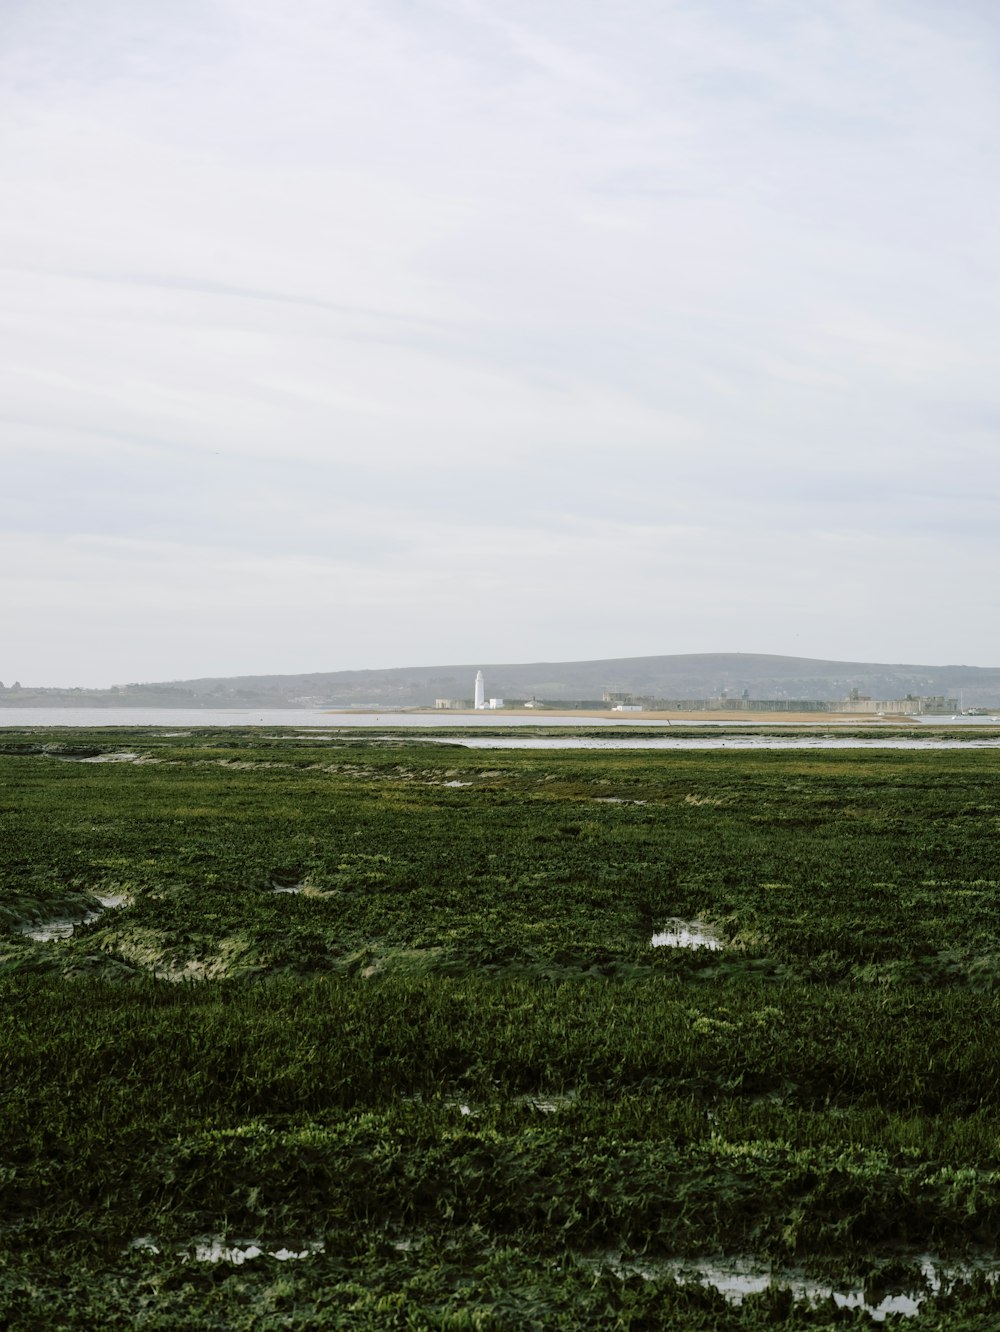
[4,653,1000,708]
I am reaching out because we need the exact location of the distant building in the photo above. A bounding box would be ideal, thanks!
[838,694,959,716]
[474,671,486,710]
[649,695,962,715]
[488,698,504,709]
[604,688,646,708]
[434,699,463,709]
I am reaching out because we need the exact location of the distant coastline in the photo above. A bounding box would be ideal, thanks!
[399,706,908,724]
[4,650,1000,710]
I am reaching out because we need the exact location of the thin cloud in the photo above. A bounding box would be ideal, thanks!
[2,0,999,683]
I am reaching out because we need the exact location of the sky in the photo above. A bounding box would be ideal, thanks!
[3,0,999,686]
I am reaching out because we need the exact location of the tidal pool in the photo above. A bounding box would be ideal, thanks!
[518,1091,577,1113]
[20,919,80,942]
[123,1236,999,1317]
[19,893,127,942]
[596,1253,1000,1321]
[651,919,723,950]
[129,1236,324,1263]
[191,1237,323,1264]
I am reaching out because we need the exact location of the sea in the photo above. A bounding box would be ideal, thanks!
[1,708,999,749]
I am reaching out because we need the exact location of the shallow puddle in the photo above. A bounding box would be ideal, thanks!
[191,1237,323,1264]
[518,1091,577,1113]
[595,1253,1000,1320]
[651,919,723,950]
[129,1235,323,1263]
[401,1091,576,1116]
[20,894,127,942]
[21,919,81,942]
[123,1235,999,1314]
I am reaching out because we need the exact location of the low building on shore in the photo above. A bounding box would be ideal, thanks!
[836,695,959,716]
[650,695,959,714]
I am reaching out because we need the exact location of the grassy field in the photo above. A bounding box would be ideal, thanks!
[2,726,1000,1328]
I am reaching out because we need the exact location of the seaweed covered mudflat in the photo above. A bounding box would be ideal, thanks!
[2,727,1000,1328]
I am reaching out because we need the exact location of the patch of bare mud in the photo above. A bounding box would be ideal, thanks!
[203,759,295,770]
[99,928,264,981]
[56,752,161,765]
[360,946,444,978]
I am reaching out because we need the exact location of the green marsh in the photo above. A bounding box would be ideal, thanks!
[2,727,1000,1327]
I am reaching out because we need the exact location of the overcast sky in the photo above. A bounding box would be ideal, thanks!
[3,0,999,686]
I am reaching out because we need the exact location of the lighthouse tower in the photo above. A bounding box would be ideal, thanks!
[474,670,485,710]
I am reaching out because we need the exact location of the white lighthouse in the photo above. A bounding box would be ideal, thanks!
[474,670,485,710]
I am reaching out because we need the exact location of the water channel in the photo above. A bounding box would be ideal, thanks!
[3,708,1000,748]
[121,1234,999,1319]
[19,894,127,942]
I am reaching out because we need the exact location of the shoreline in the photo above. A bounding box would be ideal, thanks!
[348,707,948,726]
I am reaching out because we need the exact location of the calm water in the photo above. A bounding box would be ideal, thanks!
[119,1235,997,1319]
[1,708,999,748]
[0,707,724,728]
[0,707,644,729]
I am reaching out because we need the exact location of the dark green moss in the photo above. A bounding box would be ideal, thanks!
[2,729,1000,1325]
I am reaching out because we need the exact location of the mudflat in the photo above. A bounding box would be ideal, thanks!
[1,725,999,1327]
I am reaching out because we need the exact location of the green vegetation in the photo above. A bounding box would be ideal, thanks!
[2,727,1000,1327]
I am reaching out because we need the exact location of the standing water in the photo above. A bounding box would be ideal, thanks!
[651,919,723,950]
